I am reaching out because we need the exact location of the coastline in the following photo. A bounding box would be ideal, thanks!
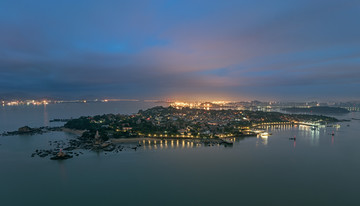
[111,137,156,143]
[110,136,238,145]
[62,128,86,136]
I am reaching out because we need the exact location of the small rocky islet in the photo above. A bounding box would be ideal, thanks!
[1,126,62,136]
[30,135,141,160]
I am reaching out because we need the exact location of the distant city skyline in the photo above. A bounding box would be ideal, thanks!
[0,0,359,101]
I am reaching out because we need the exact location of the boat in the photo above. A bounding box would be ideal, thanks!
[260,132,270,138]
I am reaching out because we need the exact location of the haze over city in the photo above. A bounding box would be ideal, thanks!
[1,0,359,101]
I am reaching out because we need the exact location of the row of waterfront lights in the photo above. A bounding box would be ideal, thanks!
[147,133,234,138]
[148,134,199,138]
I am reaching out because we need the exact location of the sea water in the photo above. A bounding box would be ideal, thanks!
[0,102,359,206]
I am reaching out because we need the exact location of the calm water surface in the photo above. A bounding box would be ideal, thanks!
[0,102,360,206]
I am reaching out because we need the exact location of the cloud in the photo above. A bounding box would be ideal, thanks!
[0,0,359,100]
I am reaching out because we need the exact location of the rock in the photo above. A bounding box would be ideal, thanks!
[63,146,76,151]
[50,150,73,160]
[50,154,73,160]
[103,144,115,151]
[101,142,111,148]
[39,153,48,158]
[18,126,33,133]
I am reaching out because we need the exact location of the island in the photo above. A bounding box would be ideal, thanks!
[59,106,338,151]
[3,106,339,160]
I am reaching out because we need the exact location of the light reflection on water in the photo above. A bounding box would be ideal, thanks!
[141,139,208,150]
[1,103,360,206]
[43,104,49,127]
[256,124,338,147]
[256,135,268,146]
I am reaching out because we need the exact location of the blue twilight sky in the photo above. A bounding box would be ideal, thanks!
[0,0,359,101]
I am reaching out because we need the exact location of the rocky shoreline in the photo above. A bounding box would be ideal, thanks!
[31,135,236,160]
[1,126,63,136]
[3,126,245,161]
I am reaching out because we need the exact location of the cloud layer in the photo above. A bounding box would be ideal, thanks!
[0,0,359,100]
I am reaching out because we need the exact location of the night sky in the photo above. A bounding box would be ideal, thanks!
[0,0,359,101]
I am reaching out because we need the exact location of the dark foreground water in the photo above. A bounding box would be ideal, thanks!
[1,102,360,206]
